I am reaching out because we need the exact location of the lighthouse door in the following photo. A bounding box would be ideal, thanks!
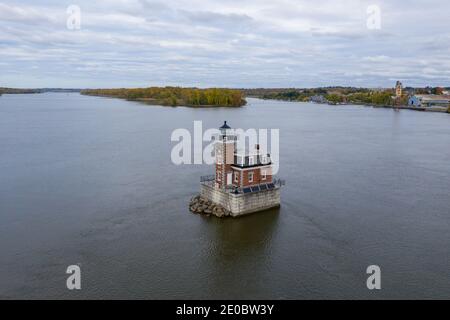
[227,173,232,186]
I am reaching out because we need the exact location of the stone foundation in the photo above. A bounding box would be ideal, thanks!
[189,195,231,217]
[200,184,280,217]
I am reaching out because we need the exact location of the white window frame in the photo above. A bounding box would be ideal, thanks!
[248,171,254,183]
[261,169,267,180]
[249,156,254,166]
[234,172,238,182]
[216,148,223,164]
[227,172,232,185]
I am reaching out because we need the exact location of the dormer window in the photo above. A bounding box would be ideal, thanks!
[249,156,254,166]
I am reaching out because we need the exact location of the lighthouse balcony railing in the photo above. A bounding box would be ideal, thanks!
[217,134,237,142]
[200,175,285,192]
[228,178,286,194]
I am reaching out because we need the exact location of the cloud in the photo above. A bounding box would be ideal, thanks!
[362,55,390,63]
[0,0,449,88]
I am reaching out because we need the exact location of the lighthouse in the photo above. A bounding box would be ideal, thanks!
[215,121,274,192]
[193,121,281,217]
[215,121,236,189]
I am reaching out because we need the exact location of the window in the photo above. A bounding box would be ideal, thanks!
[248,171,254,183]
[261,170,267,180]
[249,156,254,166]
[234,172,239,182]
[216,148,223,164]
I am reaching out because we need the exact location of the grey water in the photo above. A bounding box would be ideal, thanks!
[0,93,449,299]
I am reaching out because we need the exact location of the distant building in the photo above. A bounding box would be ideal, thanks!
[408,94,450,108]
[403,87,415,95]
[395,81,403,98]
[309,95,327,104]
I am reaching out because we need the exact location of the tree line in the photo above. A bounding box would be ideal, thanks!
[244,87,396,106]
[0,88,42,95]
[81,87,246,107]
[242,86,450,107]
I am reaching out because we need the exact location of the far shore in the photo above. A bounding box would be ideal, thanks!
[82,94,244,108]
[2,88,449,113]
[251,96,449,114]
[80,87,246,108]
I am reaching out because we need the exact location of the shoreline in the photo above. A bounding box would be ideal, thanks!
[81,94,245,108]
[80,88,246,108]
[250,97,449,113]
[372,104,448,113]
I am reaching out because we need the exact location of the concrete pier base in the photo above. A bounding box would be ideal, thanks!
[200,184,280,217]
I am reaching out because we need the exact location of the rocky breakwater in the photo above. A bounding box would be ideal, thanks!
[189,195,231,217]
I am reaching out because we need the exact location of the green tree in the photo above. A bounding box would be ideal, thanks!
[325,94,344,104]
[81,87,245,107]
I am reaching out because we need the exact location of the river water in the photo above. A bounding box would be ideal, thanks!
[0,93,449,299]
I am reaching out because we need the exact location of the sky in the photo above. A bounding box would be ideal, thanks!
[1,0,450,88]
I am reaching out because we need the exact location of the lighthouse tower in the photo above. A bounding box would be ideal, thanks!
[215,121,236,189]
[195,121,281,217]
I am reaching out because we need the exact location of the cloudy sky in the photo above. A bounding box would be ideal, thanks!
[1,0,450,88]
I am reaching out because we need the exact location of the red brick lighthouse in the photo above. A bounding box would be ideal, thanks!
[215,121,273,192]
[194,121,280,217]
[215,121,236,189]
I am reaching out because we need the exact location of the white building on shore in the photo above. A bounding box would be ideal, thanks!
[408,94,450,108]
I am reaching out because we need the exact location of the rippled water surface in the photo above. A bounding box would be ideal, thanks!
[1,93,449,299]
